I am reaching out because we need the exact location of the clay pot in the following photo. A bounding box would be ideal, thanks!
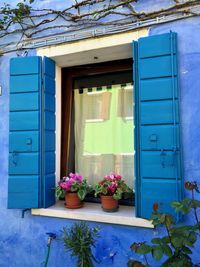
[65,192,83,209]
[100,195,119,212]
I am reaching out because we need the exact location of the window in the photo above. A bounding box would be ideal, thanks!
[8,32,183,225]
[61,60,134,201]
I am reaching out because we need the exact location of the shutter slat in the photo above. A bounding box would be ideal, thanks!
[10,111,39,131]
[10,57,41,75]
[10,93,39,111]
[9,132,39,152]
[140,77,178,101]
[10,75,40,93]
[9,153,39,175]
[134,32,183,219]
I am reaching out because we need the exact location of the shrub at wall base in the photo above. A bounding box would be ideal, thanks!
[128,182,200,267]
[60,222,100,267]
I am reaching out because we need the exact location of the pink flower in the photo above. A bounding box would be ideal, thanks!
[115,174,122,181]
[104,172,122,181]
[58,172,84,192]
[107,183,117,193]
[104,175,111,181]
[59,177,74,191]
[59,181,72,191]
[69,172,83,183]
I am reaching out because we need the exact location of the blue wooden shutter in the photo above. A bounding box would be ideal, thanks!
[43,57,56,208]
[8,56,56,209]
[133,32,183,219]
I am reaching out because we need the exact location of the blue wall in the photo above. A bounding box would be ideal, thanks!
[0,1,200,266]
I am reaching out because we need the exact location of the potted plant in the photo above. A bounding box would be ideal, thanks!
[56,173,92,209]
[94,173,133,212]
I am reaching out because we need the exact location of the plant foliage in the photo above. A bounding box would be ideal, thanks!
[128,181,200,267]
[60,222,100,267]
[94,172,132,200]
[56,172,92,201]
[0,0,200,47]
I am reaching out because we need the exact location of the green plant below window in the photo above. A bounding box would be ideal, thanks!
[60,221,100,267]
[128,181,200,267]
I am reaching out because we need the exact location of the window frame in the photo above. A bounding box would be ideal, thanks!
[61,59,133,178]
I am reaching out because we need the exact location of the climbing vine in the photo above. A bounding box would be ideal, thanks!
[0,0,200,43]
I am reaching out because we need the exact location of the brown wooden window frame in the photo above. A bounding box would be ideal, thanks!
[61,59,132,178]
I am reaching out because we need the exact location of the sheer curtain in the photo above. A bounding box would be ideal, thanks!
[74,83,134,189]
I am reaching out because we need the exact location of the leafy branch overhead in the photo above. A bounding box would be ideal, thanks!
[0,0,200,41]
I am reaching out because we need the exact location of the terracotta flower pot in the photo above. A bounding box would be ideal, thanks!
[100,195,119,212]
[65,192,83,209]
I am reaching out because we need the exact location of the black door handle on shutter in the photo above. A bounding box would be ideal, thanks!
[26,137,32,151]
[160,148,178,168]
[172,146,178,167]
[160,149,166,168]
[12,151,18,166]
[26,138,32,145]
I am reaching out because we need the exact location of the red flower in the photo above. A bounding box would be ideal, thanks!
[153,202,159,212]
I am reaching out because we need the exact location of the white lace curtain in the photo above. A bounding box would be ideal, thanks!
[74,83,134,189]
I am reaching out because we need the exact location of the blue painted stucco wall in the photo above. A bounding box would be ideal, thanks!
[0,1,200,266]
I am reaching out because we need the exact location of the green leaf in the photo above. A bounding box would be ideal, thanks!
[172,198,191,214]
[165,214,173,227]
[136,244,152,254]
[55,186,65,199]
[191,199,200,208]
[188,231,197,244]
[151,238,162,245]
[171,201,181,207]
[161,236,170,244]
[171,237,183,248]
[77,190,86,201]
[172,225,195,232]
[160,214,166,223]
[127,260,146,267]
[194,222,200,230]
[182,206,191,214]
[113,188,123,200]
[152,246,163,260]
[182,246,192,254]
[162,244,172,257]
[71,185,77,192]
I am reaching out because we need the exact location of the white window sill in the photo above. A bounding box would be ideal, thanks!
[32,202,153,228]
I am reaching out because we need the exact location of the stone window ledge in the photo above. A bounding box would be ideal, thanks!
[32,202,153,228]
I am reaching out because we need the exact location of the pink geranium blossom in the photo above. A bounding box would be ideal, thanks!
[94,172,133,200]
[104,173,122,181]
[58,173,83,192]
[69,172,83,182]
[56,172,91,201]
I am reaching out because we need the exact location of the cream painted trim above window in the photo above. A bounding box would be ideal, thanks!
[37,28,148,67]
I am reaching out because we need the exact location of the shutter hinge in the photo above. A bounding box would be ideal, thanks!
[21,208,30,218]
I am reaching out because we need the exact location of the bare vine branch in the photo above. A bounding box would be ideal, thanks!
[0,0,200,43]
